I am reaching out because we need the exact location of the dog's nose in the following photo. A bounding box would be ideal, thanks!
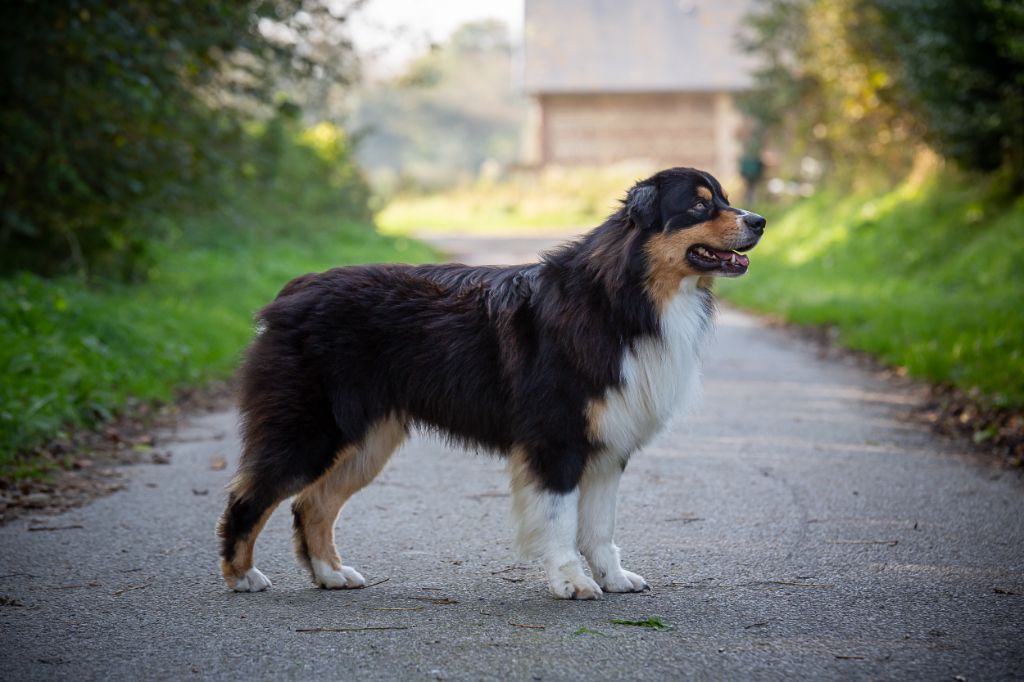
[743,212,766,234]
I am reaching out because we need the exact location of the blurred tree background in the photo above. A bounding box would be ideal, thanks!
[0,0,439,469]
[726,0,1023,452]
[0,0,365,279]
[351,19,523,193]
[739,0,1024,189]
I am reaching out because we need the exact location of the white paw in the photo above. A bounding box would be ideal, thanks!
[312,559,366,590]
[598,569,650,593]
[548,571,603,600]
[233,567,272,592]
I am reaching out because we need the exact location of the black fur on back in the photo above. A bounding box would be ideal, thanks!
[235,201,657,501]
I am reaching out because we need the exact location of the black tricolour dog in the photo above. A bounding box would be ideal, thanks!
[218,167,765,599]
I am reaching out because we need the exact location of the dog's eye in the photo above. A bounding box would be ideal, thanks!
[691,201,706,211]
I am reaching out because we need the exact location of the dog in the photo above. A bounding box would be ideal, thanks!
[218,167,765,599]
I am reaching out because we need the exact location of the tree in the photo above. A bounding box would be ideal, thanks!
[0,0,360,278]
[739,0,1024,188]
[866,0,1024,185]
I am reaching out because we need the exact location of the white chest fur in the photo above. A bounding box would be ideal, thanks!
[592,280,712,456]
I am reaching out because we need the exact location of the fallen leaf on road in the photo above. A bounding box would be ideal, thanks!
[209,456,226,471]
[27,524,84,532]
[54,581,101,590]
[993,586,1021,595]
[834,655,865,660]
[192,488,209,496]
[665,514,704,524]
[500,576,525,583]
[0,596,24,606]
[508,621,545,629]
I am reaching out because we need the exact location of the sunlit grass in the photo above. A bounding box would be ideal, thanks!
[377,164,660,234]
[719,171,1024,406]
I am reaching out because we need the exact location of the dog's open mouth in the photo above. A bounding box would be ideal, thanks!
[686,244,751,276]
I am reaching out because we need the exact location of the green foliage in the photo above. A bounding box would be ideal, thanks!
[720,171,1024,406]
[0,114,430,470]
[609,618,673,631]
[0,1,356,278]
[866,0,1024,183]
[0,188,434,470]
[739,0,1024,185]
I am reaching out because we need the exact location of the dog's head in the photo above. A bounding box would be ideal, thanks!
[625,168,766,293]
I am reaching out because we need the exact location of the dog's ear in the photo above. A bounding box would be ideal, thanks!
[625,183,660,230]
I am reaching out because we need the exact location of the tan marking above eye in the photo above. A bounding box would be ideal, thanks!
[697,187,712,201]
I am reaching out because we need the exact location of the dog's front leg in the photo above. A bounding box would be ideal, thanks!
[577,455,649,593]
[509,453,602,600]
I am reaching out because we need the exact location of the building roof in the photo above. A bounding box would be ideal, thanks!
[522,0,757,94]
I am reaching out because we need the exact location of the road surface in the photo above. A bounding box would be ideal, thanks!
[1,235,1021,680]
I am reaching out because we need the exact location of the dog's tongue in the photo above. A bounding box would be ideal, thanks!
[712,249,749,267]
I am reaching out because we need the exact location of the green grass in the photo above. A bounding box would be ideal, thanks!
[377,165,656,235]
[0,195,435,473]
[609,617,673,631]
[718,171,1024,407]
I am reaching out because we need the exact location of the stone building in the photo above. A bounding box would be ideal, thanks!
[521,0,756,182]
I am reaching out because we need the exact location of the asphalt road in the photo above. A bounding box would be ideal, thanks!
[2,235,1022,681]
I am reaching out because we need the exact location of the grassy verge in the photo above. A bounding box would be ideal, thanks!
[0,196,435,477]
[718,170,1024,408]
[377,165,656,234]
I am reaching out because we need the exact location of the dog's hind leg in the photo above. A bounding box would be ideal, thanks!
[577,453,649,593]
[292,417,406,589]
[218,413,347,592]
[508,448,602,600]
[218,472,293,593]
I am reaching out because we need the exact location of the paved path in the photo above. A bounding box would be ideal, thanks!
[2,236,1022,681]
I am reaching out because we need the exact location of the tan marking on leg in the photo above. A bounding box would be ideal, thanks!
[585,399,607,447]
[293,418,406,573]
[220,502,279,583]
[507,446,541,557]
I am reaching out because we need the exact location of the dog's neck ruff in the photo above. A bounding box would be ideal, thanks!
[592,277,713,457]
